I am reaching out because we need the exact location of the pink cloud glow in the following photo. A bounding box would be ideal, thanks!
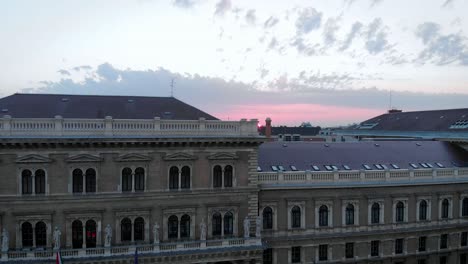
[212,104,384,126]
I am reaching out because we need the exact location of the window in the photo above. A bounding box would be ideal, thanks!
[290,165,297,171]
[169,166,179,190]
[224,165,233,187]
[85,168,96,193]
[223,212,233,236]
[371,203,380,224]
[85,220,97,248]
[263,207,273,230]
[419,236,426,252]
[122,168,132,192]
[371,240,379,257]
[319,205,328,227]
[461,253,467,264]
[213,165,222,188]
[463,198,468,217]
[319,244,328,261]
[420,163,429,168]
[35,169,46,194]
[263,248,273,264]
[21,222,33,247]
[291,206,301,228]
[391,164,400,169]
[72,220,83,248]
[374,164,383,170]
[21,170,33,194]
[396,201,405,222]
[441,199,449,219]
[134,167,145,191]
[440,234,448,249]
[134,217,145,241]
[419,200,428,220]
[35,221,47,247]
[180,166,190,189]
[168,215,178,239]
[410,163,419,169]
[121,218,132,242]
[395,238,404,254]
[278,165,285,171]
[312,165,320,171]
[212,212,222,236]
[291,246,301,263]
[418,259,427,264]
[178,215,190,239]
[331,165,339,171]
[72,169,83,193]
[345,243,354,258]
[440,256,447,264]
[271,166,278,171]
[345,204,354,225]
[325,165,333,171]
[461,232,468,247]
[436,162,444,168]
[363,164,372,170]
[343,165,351,170]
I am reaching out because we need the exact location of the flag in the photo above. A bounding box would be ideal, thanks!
[134,248,138,264]
[56,251,63,264]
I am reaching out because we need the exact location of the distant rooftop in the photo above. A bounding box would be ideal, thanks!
[258,126,321,136]
[0,93,218,120]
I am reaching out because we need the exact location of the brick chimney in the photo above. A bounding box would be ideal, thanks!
[265,117,272,140]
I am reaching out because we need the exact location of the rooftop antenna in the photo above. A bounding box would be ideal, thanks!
[170,78,175,98]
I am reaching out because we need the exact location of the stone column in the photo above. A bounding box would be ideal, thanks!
[82,222,86,248]
[32,226,36,248]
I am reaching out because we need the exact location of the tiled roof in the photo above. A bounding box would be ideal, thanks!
[0,93,218,120]
[258,141,468,172]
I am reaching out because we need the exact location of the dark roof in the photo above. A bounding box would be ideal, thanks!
[0,93,218,120]
[258,141,468,172]
[258,126,321,136]
[356,108,468,132]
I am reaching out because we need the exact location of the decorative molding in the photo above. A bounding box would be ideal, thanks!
[163,152,197,161]
[207,152,239,160]
[15,154,53,164]
[115,153,152,162]
[65,154,103,163]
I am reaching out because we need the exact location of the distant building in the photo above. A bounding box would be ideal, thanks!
[258,118,322,142]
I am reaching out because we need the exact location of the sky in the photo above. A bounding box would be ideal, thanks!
[1,0,468,126]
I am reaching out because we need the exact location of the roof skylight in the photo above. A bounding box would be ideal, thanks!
[410,163,419,169]
[290,165,298,171]
[363,164,372,170]
[391,164,400,169]
[312,165,320,171]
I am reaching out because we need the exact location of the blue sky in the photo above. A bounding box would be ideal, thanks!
[1,0,467,126]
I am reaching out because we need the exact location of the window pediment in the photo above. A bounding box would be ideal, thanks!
[163,152,197,161]
[16,154,53,164]
[207,152,238,160]
[66,154,103,163]
[115,153,151,162]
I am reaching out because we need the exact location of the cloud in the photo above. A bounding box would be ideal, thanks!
[58,69,71,76]
[245,9,256,25]
[442,0,454,7]
[340,22,363,51]
[416,22,440,44]
[370,0,384,7]
[365,18,390,54]
[72,65,92,72]
[322,18,340,46]
[291,37,318,56]
[264,16,279,28]
[295,8,323,34]
[214,0,231,16]
[268,37,278,49]
[173,0,196,8]
[96,63,120,81]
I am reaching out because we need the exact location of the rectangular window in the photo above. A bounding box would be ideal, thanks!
[271,166,278,171]
[370,240,379,256]
[410,163,419,168]
[440,234,448,249]
[461,253,467,264]
[462,232,468,247]
[436,162,444,168]
[395,238,404,254]
[312,165,320,171]
[290,165,298,171]
[319,244,328,261]
[374,164,383,170]
[363,164,372,170]
[325,165,333,171]
[418,260,426,264]
[420,163,429,168]
[263,248,273,264]
[419,236,426,252]
[440,256,447,264]
[343,165,351,170]
[291,246,301,263]
[278,165,285,171]
[345,243,354,259]
[391,163,400,169]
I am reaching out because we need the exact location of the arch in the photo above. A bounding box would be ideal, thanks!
[169,166,179,190]
[134,217,145,241]
[85,220,97,248]
[291,206,301,228]
[21,169,33,194]
[345,204,355,225]
[121,218,132,242]
[35,169,46,194]
[371,203,380,224]
[21,222,33,247]
[168,215,178,239]
[72,220,83,248]
[134,167,145,191]
[181,166,190,189]
[319,205,328,227]
[396,201,405,222]
[122,168,132,192]
[463,198,468,217]
[85,168,96,193]
[180,214,191,238]
[224,165,233,187]
[213,165,222,188]
[72,169,83,193]
[441,199,449,219]
[419,200,428,220]
[223,212,234,236]
[35,221,47,247]
[212,212,222,236]
[262,207,273,230]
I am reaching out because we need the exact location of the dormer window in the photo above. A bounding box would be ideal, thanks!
[410,163,419,169]
[271,166,279,171]
[343,165,351,170]
[436,162,445,168]
[290,165,298,171]
[363,164,372,170]
[391,164,400,169]
[312,165,320,171]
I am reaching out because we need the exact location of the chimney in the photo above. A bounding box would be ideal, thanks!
[265,117,272,140]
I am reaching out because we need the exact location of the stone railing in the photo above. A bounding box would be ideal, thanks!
[1,237,262,262]
[258,168,468,185]
[0,116,259,137]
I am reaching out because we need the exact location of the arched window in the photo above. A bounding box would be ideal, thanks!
[181,166,190,189]
[35,221,47,247]
[263,207,273,230]
[396,202,405,222]
[345,204,354,225]
[291,206,301,228]
[168,215,178,239]
[85,169,96,193]
[419,200,428,220]
[72,220,83,248]
[319,205,328,227]
[169,166,179,190]
[122,168,132,192]
[35,169,46,194]
[441,199,449,219]
[134,167,145,191]
[224,165,233,187]
[85,220,97,248]
[463,198,468,217]
[212,212,222,236]
[21,222,33,247]
[213,165,222,188]
[180,215,191,239]
[22,170,33,194]
[134,217,145,241]
[224,212,234,236]
[371,203,380,224]
[73,169,83,193]
[121,218,132,242]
